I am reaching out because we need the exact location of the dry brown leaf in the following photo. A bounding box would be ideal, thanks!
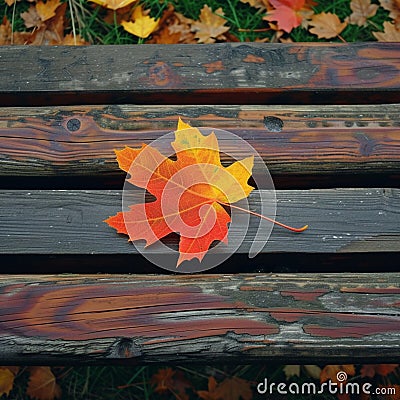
[380,0,400,28]
[35,0,62,22]
[191,4,229,43]
[21,6,42,28]
[0,16,30,44]
[147,6,196,44]
[0,367,16,397]
[27,367,61,400]
[347,0,379,26]
[60,32,88,45]
[309,12,347,39]
[373,20,400,41]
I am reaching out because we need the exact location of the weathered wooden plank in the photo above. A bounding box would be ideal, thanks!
[1,43,400,106]
[0,273,398,364]
[1,189,399,268]
[1,104,400,188]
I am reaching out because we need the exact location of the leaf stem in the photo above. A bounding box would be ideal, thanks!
[219,201,308,233]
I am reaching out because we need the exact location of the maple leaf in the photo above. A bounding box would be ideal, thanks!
[309,12,347,39]
[346,0,379,26]
[380,0,400,29]
[106,118,307,267]
[0,367,17,397]
[89,0,138,11]
[264,0,315,33]
[121,6,159,39]
[26,367,61,400]
[105,119,254,266]
[21,6,43,29]
[35,0,62,22]
[191,5,229,43]
[373,21,400,41]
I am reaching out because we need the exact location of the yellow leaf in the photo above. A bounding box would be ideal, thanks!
[191,5,229,43]
[309,12,347,39]
[121,6,159,39]
[89,0,137,11]
[0,367,15,397]
[35,0,61,22]
[347,0,378,26]
[27,367,61,400]
[373,21,400,41]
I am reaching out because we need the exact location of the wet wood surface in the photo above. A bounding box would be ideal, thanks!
[1,43,400,106]
[1,104,400,188]
[0,273,398,364]
[1,189,399,261]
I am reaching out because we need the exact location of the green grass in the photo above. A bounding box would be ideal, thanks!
[0,0,394,44]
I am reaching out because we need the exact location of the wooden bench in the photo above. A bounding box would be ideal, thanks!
[0,42,399,365]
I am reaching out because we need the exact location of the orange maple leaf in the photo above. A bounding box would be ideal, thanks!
[105,119,307,268]
[0,367,18,397]
[264,0,315,33]
[105,119,254,266]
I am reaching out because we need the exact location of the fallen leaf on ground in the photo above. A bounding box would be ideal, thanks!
[373,20,400,41]
[122,5,159,39]
[151,368,192,400]
[0,367,18,397]
[347,0,379,26]
[309,12,347,39]
[264,0,315,33]
[27,367,61,400]
[380,0,400,28]
[35,0,62,22]
[89,0,137,11]
[191,4,229,43]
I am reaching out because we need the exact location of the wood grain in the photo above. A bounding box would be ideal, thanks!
[1,43,400,106]
[0,273,398,364]
[1,104,400,188]
[0,189,399,269]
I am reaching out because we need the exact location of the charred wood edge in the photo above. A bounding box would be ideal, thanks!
[0,273,398,364]
[1,43,400,106]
